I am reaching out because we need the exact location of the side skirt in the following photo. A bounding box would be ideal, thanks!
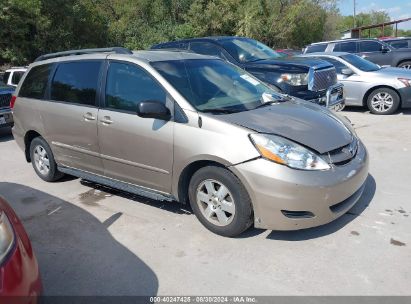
[58,166,175,202]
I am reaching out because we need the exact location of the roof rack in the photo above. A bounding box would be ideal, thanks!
[34,47,133,62]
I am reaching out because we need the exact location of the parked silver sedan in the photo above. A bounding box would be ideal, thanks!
[301,52,411,114]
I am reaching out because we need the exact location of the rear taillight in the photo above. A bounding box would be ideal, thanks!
[10,95,16,109]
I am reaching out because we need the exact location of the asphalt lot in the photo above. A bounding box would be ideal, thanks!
[0,107,410,296]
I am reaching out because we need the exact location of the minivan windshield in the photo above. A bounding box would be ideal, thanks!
[151,59,283,113]
[219,38,283,63]
[340,54,381,72]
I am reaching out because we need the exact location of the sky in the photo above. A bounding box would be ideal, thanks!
[338,0,411,30]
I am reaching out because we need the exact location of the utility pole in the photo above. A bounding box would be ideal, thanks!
[353,0,356,28]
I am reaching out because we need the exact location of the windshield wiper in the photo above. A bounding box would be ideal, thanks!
[200,108,237,114]
[254,98,289,109]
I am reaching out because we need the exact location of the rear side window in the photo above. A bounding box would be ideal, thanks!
[190,42,227,59]
[19,64,52,99]
[305,44,327,53]
[11,71,25,86]
[105,62,166,112]
[2,72,10,84]
[51,61,101,106]
[360,41,382,52]
[334,42,357,53]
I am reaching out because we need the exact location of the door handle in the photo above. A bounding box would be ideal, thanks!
[101,116,113,125]
[83,112,96,121]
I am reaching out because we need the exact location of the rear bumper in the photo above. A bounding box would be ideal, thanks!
[0,107,14,128]
[231,140,369,230]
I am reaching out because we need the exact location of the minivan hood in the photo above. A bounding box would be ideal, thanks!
[214,101,353,154]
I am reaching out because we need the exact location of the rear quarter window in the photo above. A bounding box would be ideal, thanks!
[334,42,357,53]
[11,71,25,86]
[2,72,10,84]
[305,44,327,53]
[19,64,53,99]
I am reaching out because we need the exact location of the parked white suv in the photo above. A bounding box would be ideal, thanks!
[2,67,27,87]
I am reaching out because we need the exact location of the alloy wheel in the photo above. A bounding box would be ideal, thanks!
[370,92,394,113]
[33,145,50,175]
[196,179,236,227]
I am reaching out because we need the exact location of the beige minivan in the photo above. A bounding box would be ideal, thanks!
[12,48,369,237]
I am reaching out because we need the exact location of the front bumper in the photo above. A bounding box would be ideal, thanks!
[308,83,345,111]
[398,86,411,108]
[231,140,369,230]
[0,107,14,128]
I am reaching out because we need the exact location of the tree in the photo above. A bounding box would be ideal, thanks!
[337,10,392,38]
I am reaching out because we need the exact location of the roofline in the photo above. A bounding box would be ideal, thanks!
[34,47,132,62]
[309,38,379,45]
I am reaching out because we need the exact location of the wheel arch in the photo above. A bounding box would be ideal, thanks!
[176,160,227,205]
[396,59,411,68]
[24,130,43,162]
[362,85,402,107]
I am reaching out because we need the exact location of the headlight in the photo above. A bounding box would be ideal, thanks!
[279,73,308,86]
[0,211,15,263]
[398,78,411,87]
[250,134,330,170]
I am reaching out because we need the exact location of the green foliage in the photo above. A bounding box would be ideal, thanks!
[337,10,393,38]
[1,0,409,65]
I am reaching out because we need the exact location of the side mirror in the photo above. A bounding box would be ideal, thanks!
[341,68,354,76]
[381,46,390,53]
[137,101,171,120]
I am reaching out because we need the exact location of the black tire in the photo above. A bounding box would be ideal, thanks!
[30,137,64,182]
[188,166,253,237]
[397,61,411,69]
[366,87,400,115]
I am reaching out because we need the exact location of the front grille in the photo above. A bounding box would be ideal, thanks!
[0,93,12,109]
[322,138,358,166]
[312,68,337,91]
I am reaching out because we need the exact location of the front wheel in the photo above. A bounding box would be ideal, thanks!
[366,88,400,115]
[188,166,253,237]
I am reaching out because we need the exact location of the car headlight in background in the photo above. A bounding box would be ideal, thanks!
[250,134,330,170]
[398,78,411,87]
[278,73,308,86]
[0,211,15,263]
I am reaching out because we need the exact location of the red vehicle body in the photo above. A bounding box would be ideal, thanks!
[0,197,42,302]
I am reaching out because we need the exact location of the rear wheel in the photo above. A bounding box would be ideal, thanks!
[188,166,253,237]
[30,137,64,182]
[398,61,411,69]
[366,88,400,115]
